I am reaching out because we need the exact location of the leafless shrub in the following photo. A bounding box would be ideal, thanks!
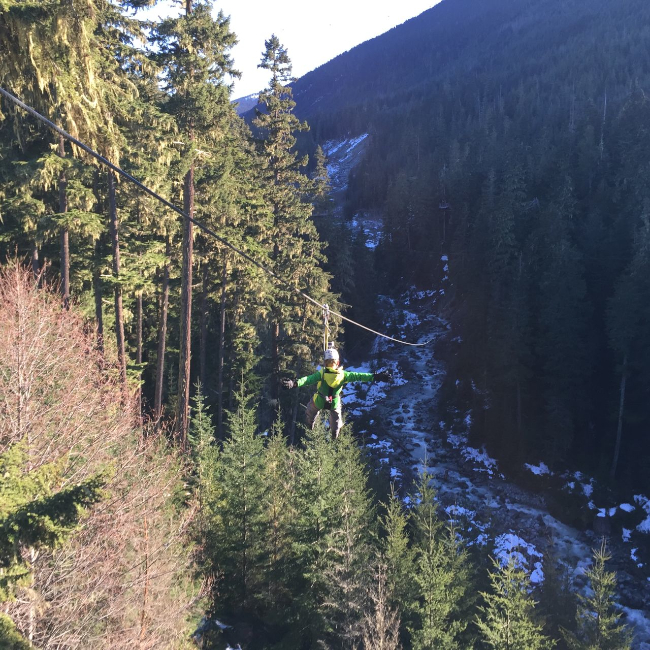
[0,263,198,649]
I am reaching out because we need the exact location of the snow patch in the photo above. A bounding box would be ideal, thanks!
[524,461,551,476]
[462,445,500,477]
[446,432,468,449]
[493,533,543,578]
[634,494,650,533]
[630,547,644,569]
[530,562,545,584]
[445,504,476,520]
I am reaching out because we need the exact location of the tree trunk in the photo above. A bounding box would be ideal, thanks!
[217,260,228,437]
[136,289,143,423]
[174,0,195,447]
[58,135,70,309]
[228,290,240,413]
[93,236,105,356]
[176,162,194,447]
[516,377,522,436]
[92,169,104,355]
[271,319,280,401]
[199,261,209,389]
[154,238,171,423]
[108,170,127,387]
[610,354,627,481]
[28,547,38,643]
[31,243,39,280]
[289,393,299,446]
[136,292,143,367]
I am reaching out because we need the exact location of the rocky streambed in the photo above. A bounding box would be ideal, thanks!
[323,133,650,646]
[342,289,650,649]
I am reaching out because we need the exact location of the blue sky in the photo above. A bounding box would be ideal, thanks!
[139,0,441,98]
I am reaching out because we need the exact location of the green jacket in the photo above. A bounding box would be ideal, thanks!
[297,367,375,410]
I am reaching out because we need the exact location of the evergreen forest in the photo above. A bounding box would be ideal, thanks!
[0,0,649,647]
[292,0,650,490]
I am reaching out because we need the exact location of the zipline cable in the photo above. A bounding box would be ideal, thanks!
[322,304,331,352]
[0,86,434,347]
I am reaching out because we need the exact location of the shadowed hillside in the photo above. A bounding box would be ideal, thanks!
[291,0,650,492]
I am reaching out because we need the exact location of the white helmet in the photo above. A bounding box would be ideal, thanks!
[324,345,339,363]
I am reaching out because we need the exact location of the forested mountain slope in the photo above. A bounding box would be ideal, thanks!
[293,0,650,492]
[1,0,649,646]
[295,0,649,138]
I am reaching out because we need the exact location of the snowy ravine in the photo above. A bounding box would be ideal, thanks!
[322,135,650,648]
[338,287,650,648]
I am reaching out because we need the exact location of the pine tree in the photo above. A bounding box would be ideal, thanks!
[561,542,633,650]
[259,414,298,622]
[408,471,473,650]
[188,381,218,492]
[381,485,416,614]
[0,0,172,395]
[0,0,146,311]
[210,383,266,610]
[477,556,555,650]
[254,35,333,410]
[192,113,270,435]
[150,0,238,445]
[291,423,339,643]
[188,381,221,588]
[320,431,376,647]
[311,144,332,212]
[0,442,106,603]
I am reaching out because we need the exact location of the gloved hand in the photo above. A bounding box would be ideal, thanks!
[374,370,392,383]
[280,377,296,390]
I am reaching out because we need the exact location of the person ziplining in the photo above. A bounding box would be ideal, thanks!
[281,344,392,439]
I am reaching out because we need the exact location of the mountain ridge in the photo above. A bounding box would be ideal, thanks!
[290,0,645,141]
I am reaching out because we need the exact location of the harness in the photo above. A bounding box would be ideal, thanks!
[316,368,344,410]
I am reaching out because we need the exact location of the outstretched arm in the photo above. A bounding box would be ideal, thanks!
[343,370,392,383]
[297,371,323,387]
[281,370,321,390]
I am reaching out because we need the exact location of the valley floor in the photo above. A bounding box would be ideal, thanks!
[339,285,650,649]
[320,133,650,648]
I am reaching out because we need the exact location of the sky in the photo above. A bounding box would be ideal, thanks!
[139,0,442,99]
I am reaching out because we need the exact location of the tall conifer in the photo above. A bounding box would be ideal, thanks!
[150,0,238,445]
[477,556,555,650]
[254,36,332,409]
[259,416,298,622]
[562,542,633,650]
[321,431,375,646]
[408,472,473,649]
[210,384,265,609]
